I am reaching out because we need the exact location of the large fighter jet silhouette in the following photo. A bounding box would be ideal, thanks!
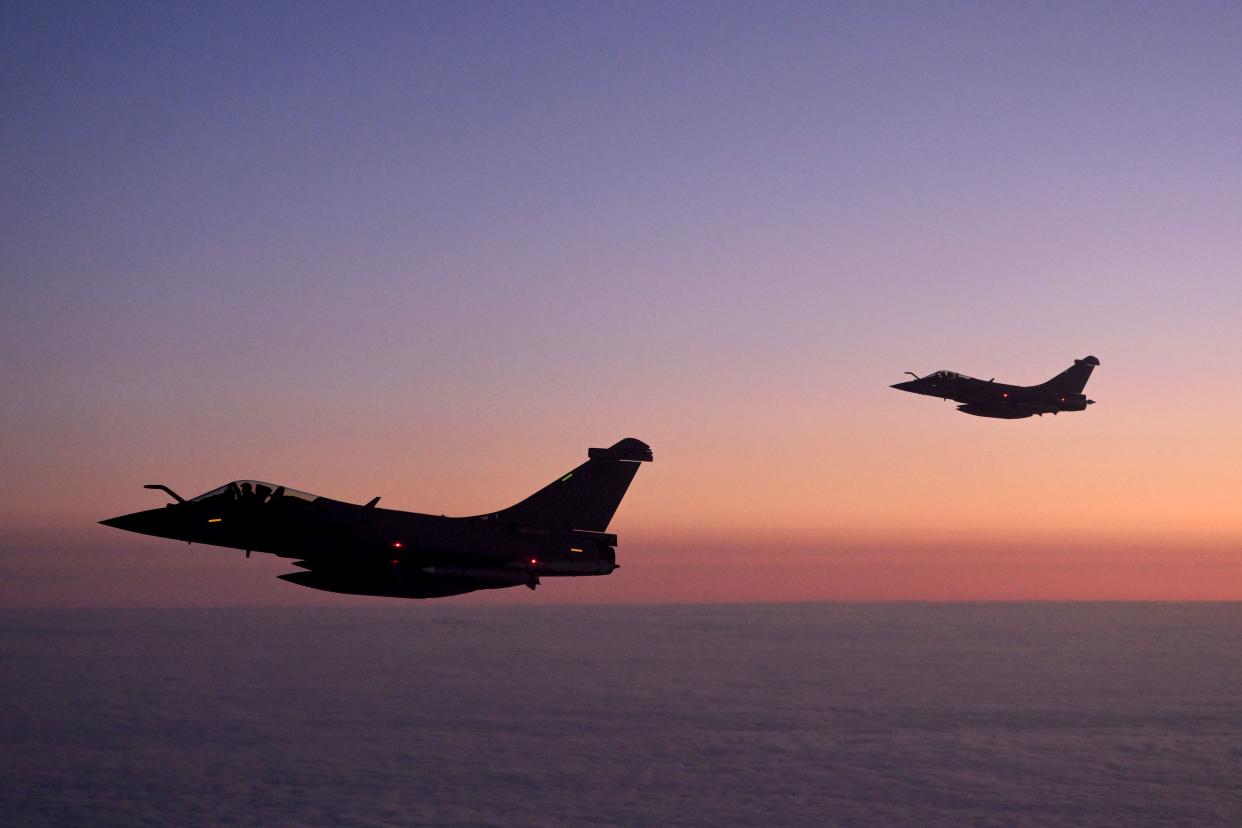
[101,438,652,598]
[891,356,1099,418]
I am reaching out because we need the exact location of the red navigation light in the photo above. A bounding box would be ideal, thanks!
[392,541,402,548]
[529,558,538,566]
[390,559,399,565]
[1002,392,1008,398]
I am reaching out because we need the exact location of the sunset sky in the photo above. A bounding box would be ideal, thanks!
[4,2,1241,605]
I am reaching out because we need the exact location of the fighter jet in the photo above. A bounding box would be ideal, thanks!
[100,438,652,599]
[891,356,1099,418]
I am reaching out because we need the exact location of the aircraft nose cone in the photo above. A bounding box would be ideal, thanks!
[100,513,138,531]
[891,381,916,391]
[99,510,160,534]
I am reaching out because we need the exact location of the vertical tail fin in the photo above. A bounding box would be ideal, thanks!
[1039,356,1099,394]
[472,438,652,532]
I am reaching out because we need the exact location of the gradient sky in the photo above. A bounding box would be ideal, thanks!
[4,2,1241,606]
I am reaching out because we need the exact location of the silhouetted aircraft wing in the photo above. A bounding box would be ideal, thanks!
[278,559,525,599]
[956,403,1033,419]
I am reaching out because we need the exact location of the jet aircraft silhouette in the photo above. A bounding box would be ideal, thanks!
[891,356,1099,418]
[101,438,652,598]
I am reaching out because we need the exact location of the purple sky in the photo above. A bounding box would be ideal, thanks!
[3,2,1241,605]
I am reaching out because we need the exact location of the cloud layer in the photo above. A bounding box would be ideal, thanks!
[3,604,1240,825]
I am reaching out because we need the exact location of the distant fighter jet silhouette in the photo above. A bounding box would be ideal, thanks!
[891,356,1099,418]
[101,438,652,598]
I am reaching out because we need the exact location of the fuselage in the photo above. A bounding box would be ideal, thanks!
[101,485,618,585]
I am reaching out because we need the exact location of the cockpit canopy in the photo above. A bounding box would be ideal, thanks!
[190,481,320,505]
[929,370,972,380]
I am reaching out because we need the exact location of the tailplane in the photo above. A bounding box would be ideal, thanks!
[1039,356,1099,394]
[471,438,652,532]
